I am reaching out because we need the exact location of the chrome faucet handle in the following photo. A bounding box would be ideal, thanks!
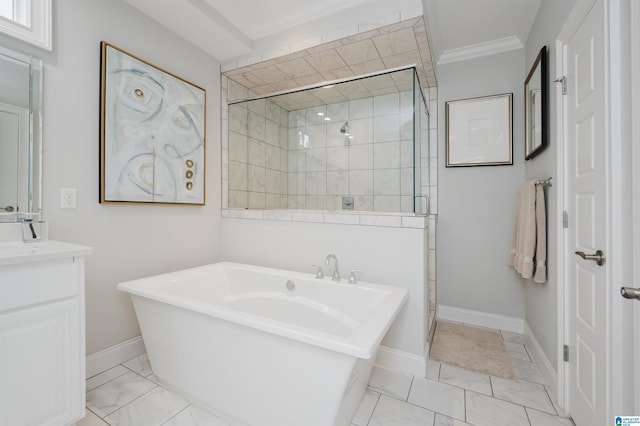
[312,264,324,279]
[348,270,360,284]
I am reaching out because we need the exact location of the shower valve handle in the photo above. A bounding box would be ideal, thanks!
[312,264,324,279]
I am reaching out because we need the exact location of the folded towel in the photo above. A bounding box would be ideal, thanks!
[509,181,547,283]
[533,184,547,283]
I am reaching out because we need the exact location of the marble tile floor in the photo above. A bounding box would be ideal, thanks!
[80,328,575,426]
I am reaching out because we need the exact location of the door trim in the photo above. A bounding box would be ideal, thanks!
[608,0,636,416]
[554,37,567,412]
[631,0,640,414]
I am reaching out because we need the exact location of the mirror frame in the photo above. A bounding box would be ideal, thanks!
[524,46,548,160]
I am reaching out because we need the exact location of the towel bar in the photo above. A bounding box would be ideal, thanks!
[535,177,553,187]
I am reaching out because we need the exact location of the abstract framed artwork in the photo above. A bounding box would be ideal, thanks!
[445,93,513,167]
[100,41,206,204]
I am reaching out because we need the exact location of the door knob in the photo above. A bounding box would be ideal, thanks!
[575,250,605,266]
[621,287,640,300]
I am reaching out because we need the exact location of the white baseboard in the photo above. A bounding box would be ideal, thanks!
[86,336,146,378]
[87,336,426,381]
[524,322,559,406]
[375,345,426,377]
[437,305,525,334]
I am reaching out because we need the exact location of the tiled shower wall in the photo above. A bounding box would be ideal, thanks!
[227,99,289,209]
[423,87,438,215]
[222,76,438,216]
[226,89,432,213]
[286,92,416,212]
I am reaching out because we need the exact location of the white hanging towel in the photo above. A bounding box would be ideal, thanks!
[509,181,547,283]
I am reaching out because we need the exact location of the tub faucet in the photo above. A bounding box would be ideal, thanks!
[324,253,340,282]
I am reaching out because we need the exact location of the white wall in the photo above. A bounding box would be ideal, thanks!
[436,49,527,319]
[523,0,576,369]
[0,0,222,355]
[220,218,428,361]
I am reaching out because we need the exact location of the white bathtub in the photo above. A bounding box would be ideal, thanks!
[117,262,407,426]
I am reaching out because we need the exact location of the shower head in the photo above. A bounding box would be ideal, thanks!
[340,121,349,135]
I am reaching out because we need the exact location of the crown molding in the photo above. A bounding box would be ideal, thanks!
[438,35,523,65]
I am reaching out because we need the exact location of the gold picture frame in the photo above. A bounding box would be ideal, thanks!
[99,42,206,204]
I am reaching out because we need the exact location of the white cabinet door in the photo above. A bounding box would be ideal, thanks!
[0,299,82,426]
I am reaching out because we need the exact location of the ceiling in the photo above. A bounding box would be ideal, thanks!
[233,68,417,112]
[223,16,437,102]
[423,0,542,64]
[122,0,542,66]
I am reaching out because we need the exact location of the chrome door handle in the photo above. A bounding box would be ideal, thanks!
[575,250,605,266]
[621,287,640,300]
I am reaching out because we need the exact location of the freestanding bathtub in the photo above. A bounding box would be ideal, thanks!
[118,262,407,426]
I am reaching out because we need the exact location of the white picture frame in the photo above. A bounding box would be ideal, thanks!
[445,93,513,167]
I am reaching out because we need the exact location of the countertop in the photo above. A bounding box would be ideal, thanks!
[0,240,93,266]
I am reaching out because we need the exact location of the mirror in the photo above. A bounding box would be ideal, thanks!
[524,46,547,160]
[0,46,43,222]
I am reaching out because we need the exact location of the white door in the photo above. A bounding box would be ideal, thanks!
[0,109,20,212]
[0,102,28,214]
[565,0,607,425]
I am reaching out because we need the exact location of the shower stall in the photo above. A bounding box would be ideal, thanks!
[226,67,430,214]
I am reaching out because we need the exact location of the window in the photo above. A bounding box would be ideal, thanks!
[0,0,29,26]
[0,0,51,51]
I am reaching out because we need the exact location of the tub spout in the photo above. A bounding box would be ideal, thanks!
[324,254,340,282]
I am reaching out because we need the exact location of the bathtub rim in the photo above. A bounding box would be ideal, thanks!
[117,261,408,359]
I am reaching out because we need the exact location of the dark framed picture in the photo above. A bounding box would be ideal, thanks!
[524,46,548,160]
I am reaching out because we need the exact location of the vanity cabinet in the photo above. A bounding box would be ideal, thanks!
[0,243,91,426]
